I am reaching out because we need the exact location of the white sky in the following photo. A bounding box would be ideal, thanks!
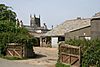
[0,0,100,28]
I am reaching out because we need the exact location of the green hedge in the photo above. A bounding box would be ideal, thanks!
[65,39,100,67]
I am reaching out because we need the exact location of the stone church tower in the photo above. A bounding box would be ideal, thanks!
[30,14,41,29]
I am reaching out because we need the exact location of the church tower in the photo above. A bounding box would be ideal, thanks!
[30,14,41,29]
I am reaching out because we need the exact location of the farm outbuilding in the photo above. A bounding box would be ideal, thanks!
[43,12,100,48]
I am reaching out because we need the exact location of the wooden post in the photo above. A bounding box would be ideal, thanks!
[40,37,42,47]
[70,48,71,64]
[79,46,81,67]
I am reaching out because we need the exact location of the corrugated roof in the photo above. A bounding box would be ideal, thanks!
[45,18,91,36]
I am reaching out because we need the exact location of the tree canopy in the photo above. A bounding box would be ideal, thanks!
[0,4,37,55]
[0,4,16,22]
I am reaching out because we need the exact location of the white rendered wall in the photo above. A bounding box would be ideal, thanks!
[51,37,58,48]
[36,30,42,33]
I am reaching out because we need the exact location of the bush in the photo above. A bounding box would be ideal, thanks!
[0,4,37,56]
[56,62,70,67]
[65,39,100,67]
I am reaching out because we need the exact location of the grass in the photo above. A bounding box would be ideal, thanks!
[3,56,23,60]
[0,55,27,60]
[56,62,70,67]
[0,53,37,60]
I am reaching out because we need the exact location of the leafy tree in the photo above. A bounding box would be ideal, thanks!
[0,4,37,55]
[0,4,16,22]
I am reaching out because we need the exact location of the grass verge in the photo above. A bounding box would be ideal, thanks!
[56,62,70,67]
[0,55,26,60]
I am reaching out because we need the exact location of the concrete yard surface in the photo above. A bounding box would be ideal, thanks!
[0,58,47,67]
[14,47,58,67]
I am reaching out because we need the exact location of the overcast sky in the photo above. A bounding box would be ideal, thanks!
[0,0,100,28]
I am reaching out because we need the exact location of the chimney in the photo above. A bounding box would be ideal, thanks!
[52,25,53,29]
[77,17,81,20]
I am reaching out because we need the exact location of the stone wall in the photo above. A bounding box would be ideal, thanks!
[91,17,100,39]
[30,15,40,28]
[65,26,91,40]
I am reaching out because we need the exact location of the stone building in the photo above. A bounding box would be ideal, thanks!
[65,12,100,40]
[44,12,100,47]
[91,12,100,39]
[65,18,91,40]
[24,14,50,46]
[17,12,100,47]
[30,14,40,28]
[44,17,91,47]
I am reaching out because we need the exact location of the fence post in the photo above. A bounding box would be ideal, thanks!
[0,47,1,55]
[58,42,61,62]
[79,46,82,67]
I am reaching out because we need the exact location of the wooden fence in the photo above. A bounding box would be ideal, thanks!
[58,42,81,67]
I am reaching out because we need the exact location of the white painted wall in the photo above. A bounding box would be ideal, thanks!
[36,30,42,33]
[85,37,91,40]
[51,37,58,48]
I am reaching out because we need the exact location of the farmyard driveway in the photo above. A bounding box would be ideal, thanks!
[0,47,58,67]
[0,58,47,67]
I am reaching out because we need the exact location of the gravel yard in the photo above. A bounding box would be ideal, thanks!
[15,47,58,67]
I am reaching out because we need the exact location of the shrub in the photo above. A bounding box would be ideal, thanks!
[0,4,37,56]
[56,62,70,67]
[65,39,100,67]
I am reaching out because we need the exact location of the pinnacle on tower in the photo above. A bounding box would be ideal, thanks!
[34,14,36,18]
[30,14,32,18]
[39,14,40,18]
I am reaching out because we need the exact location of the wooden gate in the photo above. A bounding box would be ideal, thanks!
[6,43,35,58]
[59,43,81,67]
[6,43,23,58]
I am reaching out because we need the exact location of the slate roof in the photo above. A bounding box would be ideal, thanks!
[45,18,91,36]
[92,12,100,18]
[93,12,100,17]
[24,25,34,32]
[24,25,47,32]
[23,25,50,38]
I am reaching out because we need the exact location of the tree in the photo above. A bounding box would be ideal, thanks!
[0,4,16,22]
[0,4,37,55]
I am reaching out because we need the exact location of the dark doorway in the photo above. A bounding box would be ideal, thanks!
[58,36,65,42]
[34,38,40,46]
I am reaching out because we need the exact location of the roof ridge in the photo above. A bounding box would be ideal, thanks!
[45,18,91,36]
